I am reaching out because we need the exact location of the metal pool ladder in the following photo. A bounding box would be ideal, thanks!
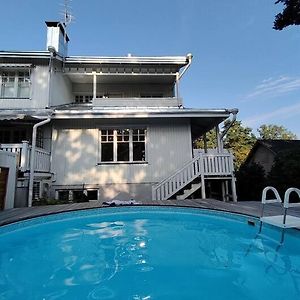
[259,187,300,244]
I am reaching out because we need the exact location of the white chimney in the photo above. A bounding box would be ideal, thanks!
[45,21,69,57]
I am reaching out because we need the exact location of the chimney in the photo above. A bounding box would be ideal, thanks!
[45,21,69,57]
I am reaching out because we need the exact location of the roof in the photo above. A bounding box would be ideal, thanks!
[255,139,300,154]
[0,51,188,67]
[65,55,189,66]
[0,107,237,137]
[246,139,300,164]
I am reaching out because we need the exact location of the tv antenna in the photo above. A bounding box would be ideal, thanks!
[60,0,74,27]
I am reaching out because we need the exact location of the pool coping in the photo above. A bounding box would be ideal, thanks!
[1,198,298,227]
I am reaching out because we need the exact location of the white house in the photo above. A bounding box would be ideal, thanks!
[0,21,238,209]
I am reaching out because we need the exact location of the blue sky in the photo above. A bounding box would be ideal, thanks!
[1,0,300,137]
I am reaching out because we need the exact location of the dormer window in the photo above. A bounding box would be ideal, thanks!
[0,71,30,98]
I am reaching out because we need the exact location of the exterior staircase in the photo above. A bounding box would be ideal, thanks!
[176,182,202,200]
[152,152,236,201]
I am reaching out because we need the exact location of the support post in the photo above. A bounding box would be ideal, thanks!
[203,133,207,153]
[221,181,226,202]
[20,140,29,172]
[231,176,237,202]
[93,71,97,99]
[199,154,206,199]
[175,72,180,99]
[216,126,221,153]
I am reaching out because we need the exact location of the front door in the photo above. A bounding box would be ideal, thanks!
[0,167,8,210]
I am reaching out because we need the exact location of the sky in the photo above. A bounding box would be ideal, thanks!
[1,0,300,137]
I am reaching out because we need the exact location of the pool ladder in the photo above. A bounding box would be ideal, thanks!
[259,187,300,244]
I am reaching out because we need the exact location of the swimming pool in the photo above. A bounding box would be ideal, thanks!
[0,206,299,299]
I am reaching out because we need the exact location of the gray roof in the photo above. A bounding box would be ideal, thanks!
[256,139,300,154]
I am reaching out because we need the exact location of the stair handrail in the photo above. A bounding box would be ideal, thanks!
[153,154,203,188]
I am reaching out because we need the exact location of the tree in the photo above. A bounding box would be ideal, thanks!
[194,120,256,170]
[194,129,217,149]
[236,163,266,201]
[274,0,300,30]
[268,149,300,198]
[223,121,257,170]
[257,124,297,140]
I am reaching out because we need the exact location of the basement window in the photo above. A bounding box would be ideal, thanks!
[99,128,146,163]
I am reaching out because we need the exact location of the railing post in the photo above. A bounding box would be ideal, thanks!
[200,154,206,199]
[152,186,157,201]
[20,140,29,172]
[229,153,237,202]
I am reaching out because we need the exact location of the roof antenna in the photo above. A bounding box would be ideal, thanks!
[60,0,74,27]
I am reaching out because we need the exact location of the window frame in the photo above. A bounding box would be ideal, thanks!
[98,127,147,164]
[0,69,31,99]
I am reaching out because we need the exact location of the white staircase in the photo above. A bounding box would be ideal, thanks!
[176,182,202,200]
[152,152,235,201]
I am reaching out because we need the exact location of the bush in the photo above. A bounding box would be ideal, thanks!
[236,163,266,201]
[268,149,300,201]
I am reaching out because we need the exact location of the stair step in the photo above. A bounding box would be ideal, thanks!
[176,182,202,200]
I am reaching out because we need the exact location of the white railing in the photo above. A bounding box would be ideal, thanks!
[0,141,51,173]
[152,152,234,201]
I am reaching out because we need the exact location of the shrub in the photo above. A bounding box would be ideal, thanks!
[236,163,266,201]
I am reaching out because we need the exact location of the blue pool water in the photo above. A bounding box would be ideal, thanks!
[0,207,300,300]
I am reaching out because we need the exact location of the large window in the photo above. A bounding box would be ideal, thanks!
[0,71,30,98]
[100,128,146,163]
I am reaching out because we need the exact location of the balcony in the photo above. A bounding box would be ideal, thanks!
[92,97,182,108]
[0,141,51,173]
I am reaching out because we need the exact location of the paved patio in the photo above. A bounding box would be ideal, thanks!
[1,198,299,227]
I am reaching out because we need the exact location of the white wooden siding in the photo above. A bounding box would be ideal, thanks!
[51,119,192,186]
[51,72,73,106]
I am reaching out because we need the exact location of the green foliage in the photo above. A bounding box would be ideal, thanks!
[236,163,266,201]
[258,124,297,140]
[223,121,256,170]
[268,149,300,197]
[194,121,297,171]
[274,0,300,30]
[194,129,217,149]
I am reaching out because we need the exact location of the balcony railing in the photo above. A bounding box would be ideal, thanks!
[92,97,182,108]
[0,141,51,173]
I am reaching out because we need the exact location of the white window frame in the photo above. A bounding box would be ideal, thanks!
[0,70,31,99]
[99,128,147,163]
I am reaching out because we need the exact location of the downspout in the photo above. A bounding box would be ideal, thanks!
[176,53,192,106]
[218,108,239,150]
[28,118,51,207]
[178,53,193,80]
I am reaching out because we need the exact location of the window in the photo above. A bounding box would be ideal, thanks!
[0,71,30,98]
[100,128,146,163]
[33,182,41,200]
[36,128,44,148]
[75,95,93,103]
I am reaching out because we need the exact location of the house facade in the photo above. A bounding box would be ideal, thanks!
[0,21,238,209]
